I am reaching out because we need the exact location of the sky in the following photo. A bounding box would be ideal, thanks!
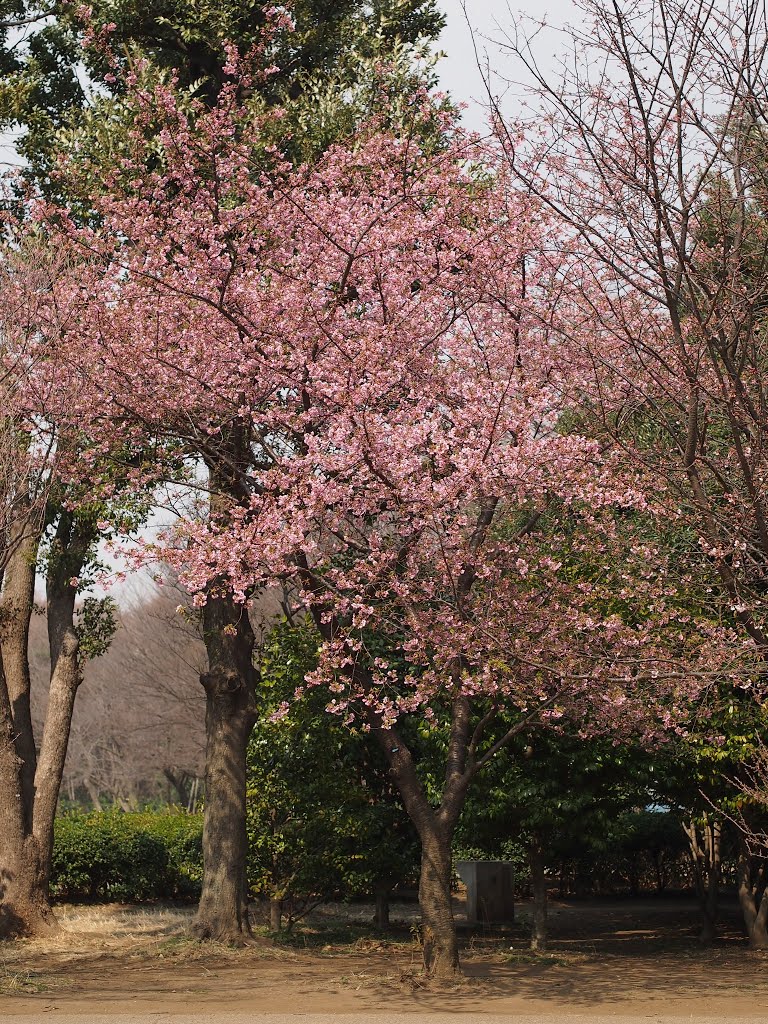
[435,0,577,129]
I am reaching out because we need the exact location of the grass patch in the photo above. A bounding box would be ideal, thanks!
[0,966,50,995]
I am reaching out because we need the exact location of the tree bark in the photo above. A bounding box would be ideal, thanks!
[736,835,768,950]
[32,628,81,883]
[0,659,57,938]
[418,824,458,977]
[191,592,258,943]
[529,834,548,951]
[0,497,92,936]
[372,720,464,978]
[32,510,91,877]
[269,898,283,932]
[0,520,40,823]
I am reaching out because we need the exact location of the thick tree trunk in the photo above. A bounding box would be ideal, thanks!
[0,833,57,939]
[736,836,768,950]
[0,522,40,822]
[191,593,258,943]
[529,834,548,951]
[418,825,458,977]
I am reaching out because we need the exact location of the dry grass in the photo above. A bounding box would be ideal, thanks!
[0,967,49,996]
[0,904,196,968]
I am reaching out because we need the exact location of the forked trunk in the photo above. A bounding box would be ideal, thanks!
[191,593,257,943]
[419,826,459,978]
[529,834,548,951]
[370,703,471,978]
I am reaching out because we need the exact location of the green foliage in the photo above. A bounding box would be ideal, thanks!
[51,810,203,902]
[1,0,446,186]
[75,595,118,661]
[246,619,418,924]
[453,729,668,890]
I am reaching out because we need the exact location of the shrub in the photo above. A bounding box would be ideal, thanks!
[51,810,203,902]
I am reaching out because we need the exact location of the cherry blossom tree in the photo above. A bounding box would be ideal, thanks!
[22,58,743,970]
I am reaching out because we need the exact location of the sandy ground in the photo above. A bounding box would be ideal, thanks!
[1,898,767,1021]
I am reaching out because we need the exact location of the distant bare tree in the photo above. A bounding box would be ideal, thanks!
[31,581,207,809]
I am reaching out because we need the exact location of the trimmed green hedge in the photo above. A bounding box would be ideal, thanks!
[51,810,203,902]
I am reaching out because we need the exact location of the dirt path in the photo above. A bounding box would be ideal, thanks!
[1,1014,768,1024]
[1,899,767,1021]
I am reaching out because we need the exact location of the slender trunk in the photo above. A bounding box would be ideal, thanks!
[84,779,103,812]
[191,592,257,943]
[529,834,548,951]
[33,510,91,878]
[187,776,200,813]
[374,882,391,930]
[684,817,721,944]
[654,853,665,894]
[736,835,768,950]
[32,628,80,885]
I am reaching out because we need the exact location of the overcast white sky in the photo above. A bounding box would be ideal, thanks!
[436,0,578,129]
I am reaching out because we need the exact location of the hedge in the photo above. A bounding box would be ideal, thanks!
[51,810,203,902]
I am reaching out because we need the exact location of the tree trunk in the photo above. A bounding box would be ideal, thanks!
[367,698,474,978]
[0,521,40,823]
[84,779,103,812]
[269,898,283,932]
[0,660,57,938]
[32,509,92,879]
[530,834,548,951]
[736,835,768,950]
[684,817,721,944]
[418,825,459,978]
[32,627,81,886]
[191,592,258,943]
[0,499,92,936]
[374,882,391,930]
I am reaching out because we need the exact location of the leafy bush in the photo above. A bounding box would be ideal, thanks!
[51,810,203,902]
